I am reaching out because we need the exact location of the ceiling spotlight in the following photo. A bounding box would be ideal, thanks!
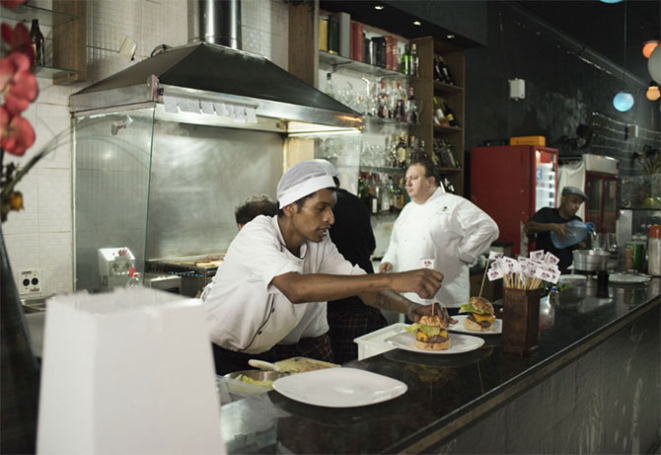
[413,21,421,26]
[374,4,384,10]
[446,34,455,39]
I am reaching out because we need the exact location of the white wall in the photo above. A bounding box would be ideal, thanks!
[4,0,288,298]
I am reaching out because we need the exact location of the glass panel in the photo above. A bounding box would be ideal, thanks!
[73,108,156,292]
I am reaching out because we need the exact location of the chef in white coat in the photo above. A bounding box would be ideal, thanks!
[379,159,499,314]
[205,160,445,373]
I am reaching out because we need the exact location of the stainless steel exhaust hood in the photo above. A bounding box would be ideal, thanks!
[70,42,362,132]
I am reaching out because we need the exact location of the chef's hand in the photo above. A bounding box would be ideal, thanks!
[389,269,443,299]
[552,223,569,241]
[379,261,393,273]
[407,302,442,322]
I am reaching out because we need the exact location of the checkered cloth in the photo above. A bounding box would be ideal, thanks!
[212,333,334,375]
[327,308,387,365]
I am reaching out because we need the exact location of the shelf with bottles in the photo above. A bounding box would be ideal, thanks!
[358,171,407,216]
[433,125,463,134]
[363,115,417,129]
[0,3,77,27]
[320,51,415,79]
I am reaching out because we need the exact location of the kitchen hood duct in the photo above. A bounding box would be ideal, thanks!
[188,0,241,50]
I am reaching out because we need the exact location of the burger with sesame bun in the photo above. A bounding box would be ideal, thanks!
[407,314,451,351]
[459,297,496,332]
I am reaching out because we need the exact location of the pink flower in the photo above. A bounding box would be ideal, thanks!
[0,105,35,156]
[1,22,34,64]
[0,0,29,8]
[0,52,38,115]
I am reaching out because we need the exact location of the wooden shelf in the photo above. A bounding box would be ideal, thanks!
[360,166,405,174]
[437,167,462,173]
[320,51,412,79]
[364,116,417,128]
[433,81,463,94]
[434,125,463,134]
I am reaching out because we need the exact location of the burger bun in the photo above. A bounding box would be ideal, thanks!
[463,317,490,332]
[415,338,451,351]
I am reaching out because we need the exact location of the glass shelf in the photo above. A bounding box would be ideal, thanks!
[34,65,77,79]
[433,81,463,94]
[434,125,463,134]
[360,166,405,174]
[320,51,412,79]
[363,116,415,129]
[0,4,77,27]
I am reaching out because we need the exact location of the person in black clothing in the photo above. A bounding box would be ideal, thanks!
[315,160,387,364]
[525,186,588,271]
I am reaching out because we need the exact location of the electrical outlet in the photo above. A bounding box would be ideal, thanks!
[18,269,42,296]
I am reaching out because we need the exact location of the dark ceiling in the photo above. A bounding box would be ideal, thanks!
[515,0,661,83]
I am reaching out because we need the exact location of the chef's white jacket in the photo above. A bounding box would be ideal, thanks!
[204,215,364,354]
[382,188,499,308]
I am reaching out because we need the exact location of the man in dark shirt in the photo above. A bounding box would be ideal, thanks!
[316,160,387,364]
[525,186,588,271]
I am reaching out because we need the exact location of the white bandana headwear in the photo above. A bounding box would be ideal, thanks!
[277,160,336,208]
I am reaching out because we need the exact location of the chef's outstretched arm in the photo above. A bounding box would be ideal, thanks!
[271,269,443,304]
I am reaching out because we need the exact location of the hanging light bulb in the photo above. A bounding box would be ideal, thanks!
[600,0,623,3]
[613,92,634,111]
[643,40,659,59]
[647,82,661,101]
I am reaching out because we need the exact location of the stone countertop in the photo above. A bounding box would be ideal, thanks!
[220,278,660,454]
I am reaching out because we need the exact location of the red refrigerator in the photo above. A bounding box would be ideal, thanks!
[470,145,559,257]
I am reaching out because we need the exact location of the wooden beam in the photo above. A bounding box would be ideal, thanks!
[53,0,87,84]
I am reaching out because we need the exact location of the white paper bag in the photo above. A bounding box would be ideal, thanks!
[37,288,224,455]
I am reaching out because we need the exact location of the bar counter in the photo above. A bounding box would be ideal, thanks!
[221,277,660,454]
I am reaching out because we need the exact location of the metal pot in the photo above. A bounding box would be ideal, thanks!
[573,249,609,272]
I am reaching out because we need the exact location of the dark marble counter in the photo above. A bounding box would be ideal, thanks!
[220,278,660,454]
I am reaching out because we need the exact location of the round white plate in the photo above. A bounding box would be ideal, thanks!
[447,315,502,335]
[608,273,651,284]
[384,332,485,354]
[273,367,407,408]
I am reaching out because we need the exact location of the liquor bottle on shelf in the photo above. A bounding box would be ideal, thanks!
[410,43,419,77]
[358,172,366,204]
[443,177,455,194]
[406,87,418,125]
[400,44,411,75]
[444,101,459,128]
[388,81,398,120]
[378,79,388,118]
[396,133,408,168]
[30,19,45,67]
[380,174,391,212]
[434,55,454,85]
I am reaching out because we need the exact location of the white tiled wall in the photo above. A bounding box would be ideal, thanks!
[3,0,289,297]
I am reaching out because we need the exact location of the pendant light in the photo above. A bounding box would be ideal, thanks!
[613,1,634,112]
[642,40,659,59]
[647,81,661,101]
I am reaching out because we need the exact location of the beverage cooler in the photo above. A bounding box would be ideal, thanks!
[470,145,559,256]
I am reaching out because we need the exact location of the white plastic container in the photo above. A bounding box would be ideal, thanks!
[353,323,409,360]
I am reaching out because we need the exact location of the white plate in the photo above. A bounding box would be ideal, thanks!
[447,315,502,335]
[608,273,651,284]
[558,274,588,285]
[273,367,407,408]
[384,332,485,354]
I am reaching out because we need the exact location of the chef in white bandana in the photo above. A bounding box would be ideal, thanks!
[204,160,445,374]
[380,159,499,314]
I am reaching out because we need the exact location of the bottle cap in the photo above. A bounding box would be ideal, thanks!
[650,225,661,238]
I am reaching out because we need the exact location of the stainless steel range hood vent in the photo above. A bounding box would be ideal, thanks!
[70,42,361,132]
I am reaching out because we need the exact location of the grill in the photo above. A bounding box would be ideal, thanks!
[146,256,222,297]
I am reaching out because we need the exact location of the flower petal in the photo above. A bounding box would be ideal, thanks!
[1,114,35,156]
[0,0,29,8]
[9,69,38,101]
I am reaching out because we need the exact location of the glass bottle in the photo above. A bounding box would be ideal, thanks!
[400,45,411,75]
[30,19,45,67]
[410,43,419,77]
[325,73,334,99]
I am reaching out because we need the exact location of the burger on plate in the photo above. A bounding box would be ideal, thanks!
[459,297,496,332]
[407,314,451,351]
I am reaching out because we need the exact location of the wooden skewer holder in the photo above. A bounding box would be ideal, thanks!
[501,288,541,355]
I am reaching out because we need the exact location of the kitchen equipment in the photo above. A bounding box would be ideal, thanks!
[248,359,281,372]
[550,220,594,249]
[97,247,135,290]
[470,145,559,256]
[625,242,645,272]
[146,258,220,297]
[572,249,609,272]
